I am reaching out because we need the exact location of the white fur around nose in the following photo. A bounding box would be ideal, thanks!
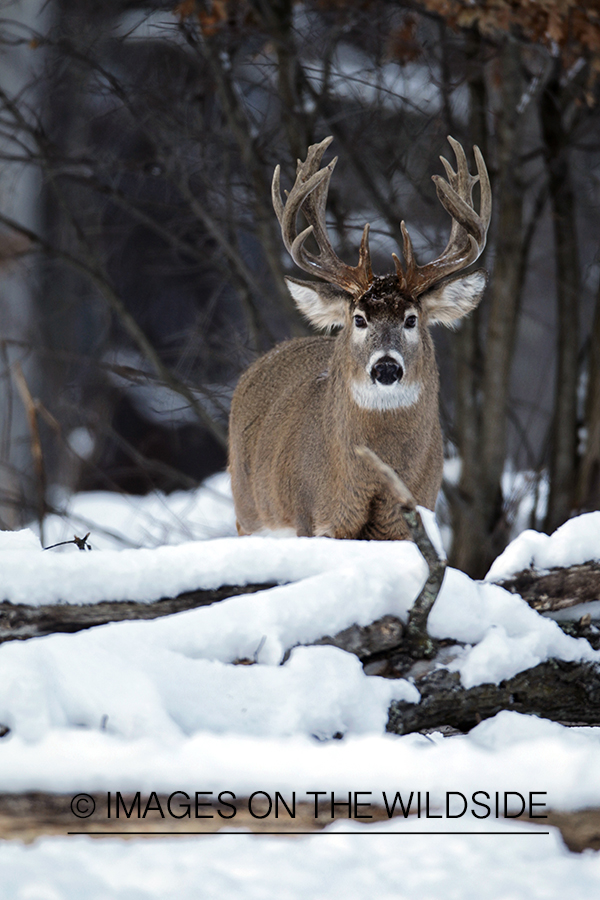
[365,349,404,375]
[351,350,421,410]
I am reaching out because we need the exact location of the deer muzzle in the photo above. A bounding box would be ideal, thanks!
[371,355,403,385]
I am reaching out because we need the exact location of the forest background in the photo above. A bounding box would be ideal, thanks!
[1,0,600,577]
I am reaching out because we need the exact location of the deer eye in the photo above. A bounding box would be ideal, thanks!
[404,315,417,329]
[354,314,368,329]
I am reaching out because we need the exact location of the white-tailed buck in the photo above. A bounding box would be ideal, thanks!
[229,136,491,539]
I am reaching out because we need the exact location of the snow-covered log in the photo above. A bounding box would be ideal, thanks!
[498,562,600,615]
[1,562,596,646]
[0,583,277,643]
[386,659,600,735]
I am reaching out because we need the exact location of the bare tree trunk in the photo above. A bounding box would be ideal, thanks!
[0,0,48,529]
[447,29,485,571]
[541,61,581,533]
[450,36,525,578]
[577,276,600,510]
[252,0,311,161]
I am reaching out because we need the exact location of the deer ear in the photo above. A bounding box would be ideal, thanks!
[285,277,351,331]
[422,269,487,327]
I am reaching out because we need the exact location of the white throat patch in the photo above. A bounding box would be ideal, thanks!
[351,379,422,410]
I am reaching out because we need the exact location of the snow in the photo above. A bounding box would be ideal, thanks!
[3,473,600,893]
[4,824,600,900]
[0,638,417,742]
[0,530,428,609]
[40,471,238,549]
[0,712,599,808]
[486,511,600,581]
[2,516,596,693]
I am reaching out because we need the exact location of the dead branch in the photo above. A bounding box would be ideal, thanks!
[356,446,447,658]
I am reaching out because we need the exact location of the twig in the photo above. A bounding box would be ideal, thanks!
[43,533,92,552]
[356,446,447,659]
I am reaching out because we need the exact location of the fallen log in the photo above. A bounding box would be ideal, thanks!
[0,582,278,643]
[386,659,600,735]
[0,790,596,851]
[497,561,600,613]
[2,561,599,649]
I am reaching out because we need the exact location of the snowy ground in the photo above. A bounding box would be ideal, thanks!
[1,474,600,897]
[4,824,600,900]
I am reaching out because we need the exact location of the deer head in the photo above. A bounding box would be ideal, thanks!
[272,135,491,411]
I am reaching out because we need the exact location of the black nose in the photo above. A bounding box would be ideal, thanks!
[371,356,403,385]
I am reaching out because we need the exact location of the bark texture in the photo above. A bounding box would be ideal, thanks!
[450,36,526,578]
[577,279,600,511]
[387,660,600,735]
[0,583,278,643]
[541,61,581,534]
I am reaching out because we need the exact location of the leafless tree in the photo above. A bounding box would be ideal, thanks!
[0,0,598,574]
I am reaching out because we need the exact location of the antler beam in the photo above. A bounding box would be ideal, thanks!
[393,136,492,296]
[272,136,373,297]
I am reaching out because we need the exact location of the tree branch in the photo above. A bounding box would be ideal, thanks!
[356,446,447,658]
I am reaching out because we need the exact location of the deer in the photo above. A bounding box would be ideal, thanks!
[228,135,491,541]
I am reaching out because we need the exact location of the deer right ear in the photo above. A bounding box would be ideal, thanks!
[421,269,487,328]
[285,277,351,331]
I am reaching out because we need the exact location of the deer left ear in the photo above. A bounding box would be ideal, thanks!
[422,269,487,327]
[285,277,351,331]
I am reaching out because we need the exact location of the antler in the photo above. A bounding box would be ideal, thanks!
[272,136,373,298]
[392,136,492,296]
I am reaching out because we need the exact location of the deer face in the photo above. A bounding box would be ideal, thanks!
[286,268,486,411]
[346,276,425,410]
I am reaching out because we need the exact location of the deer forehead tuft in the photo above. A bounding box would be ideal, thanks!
[356,275,419,319]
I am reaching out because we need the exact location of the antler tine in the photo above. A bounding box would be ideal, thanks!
[474,144,492,231]
[391,222,417,295]
[400,221,416,275]
[272,164,331,248]
[441,136,479,246]
[357,223,373,282]
[433,178,486,244]
[297,134,334,179]
[394,136,491,296]
[272,137,373,297]
[392,253,407,292]
[439,155,457,185]
[447,136,477,195]
[271,135,334,237]
[297,157,338,263]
